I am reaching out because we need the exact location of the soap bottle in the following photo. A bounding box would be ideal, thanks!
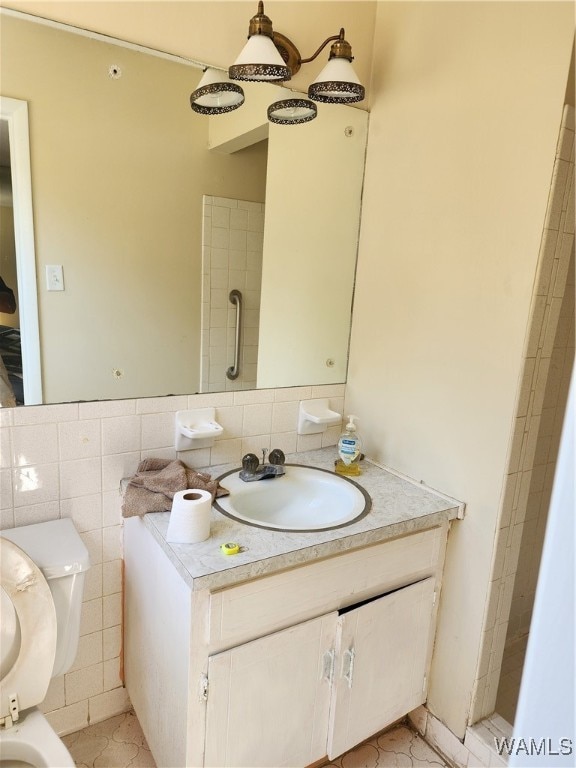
[335,415,363,476]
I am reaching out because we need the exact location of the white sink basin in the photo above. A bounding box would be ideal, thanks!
[213,464,371,532]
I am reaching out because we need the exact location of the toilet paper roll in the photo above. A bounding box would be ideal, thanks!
[166,489,212,544]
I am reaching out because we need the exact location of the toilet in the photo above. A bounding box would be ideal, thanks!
[0,518,90,767]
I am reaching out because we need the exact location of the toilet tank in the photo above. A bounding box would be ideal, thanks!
[1,518,90,678]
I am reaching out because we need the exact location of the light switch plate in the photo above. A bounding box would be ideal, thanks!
[46,264,64,291]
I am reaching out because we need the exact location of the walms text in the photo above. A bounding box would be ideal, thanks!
[494,737,574,757]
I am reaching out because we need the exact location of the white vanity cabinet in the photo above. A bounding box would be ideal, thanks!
[204,576,436,766]
[124,517,450,768]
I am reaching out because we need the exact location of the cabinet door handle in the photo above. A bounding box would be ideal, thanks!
[322,649,335,684]
[343,647,355,688]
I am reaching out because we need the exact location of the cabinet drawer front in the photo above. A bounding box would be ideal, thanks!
[209,526,445,652]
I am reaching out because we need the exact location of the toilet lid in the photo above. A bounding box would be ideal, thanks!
[0,538,57,723]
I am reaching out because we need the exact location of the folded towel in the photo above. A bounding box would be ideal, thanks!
[122,458,229,518]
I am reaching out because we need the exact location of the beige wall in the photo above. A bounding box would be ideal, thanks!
[2,14,267,403]
[346,1,574,738]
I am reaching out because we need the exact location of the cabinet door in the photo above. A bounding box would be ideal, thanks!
[204,613,337,768]
[328,577,436,760]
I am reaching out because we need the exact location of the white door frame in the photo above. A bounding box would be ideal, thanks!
[1,96,42,405]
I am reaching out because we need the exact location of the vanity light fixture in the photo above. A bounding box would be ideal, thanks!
[189,1,364,125]
[190,67,245,115]
[229,1,291,82]
[267,89,317,125]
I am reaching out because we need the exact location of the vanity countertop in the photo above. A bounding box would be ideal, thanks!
[138,448,463,591]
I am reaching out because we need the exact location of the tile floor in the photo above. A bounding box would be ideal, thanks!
[62,712,155,768]
[64,712,448,768]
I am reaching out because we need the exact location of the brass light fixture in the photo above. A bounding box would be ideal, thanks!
[190,68,244,115]
[190,1,365,125]
[267,96,317,125]
[229,2,292,82]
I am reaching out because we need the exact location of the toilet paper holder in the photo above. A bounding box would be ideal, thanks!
[175,408,224,450]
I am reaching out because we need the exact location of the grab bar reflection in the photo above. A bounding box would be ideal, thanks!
[226,289,242,380]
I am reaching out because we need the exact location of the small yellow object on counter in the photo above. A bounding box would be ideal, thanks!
[220,542,240,555]
[334,458,362,476]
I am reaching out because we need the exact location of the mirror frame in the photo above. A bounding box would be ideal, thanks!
[0,96,42,404]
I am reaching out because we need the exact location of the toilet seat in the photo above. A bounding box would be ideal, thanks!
[0,538,57,726]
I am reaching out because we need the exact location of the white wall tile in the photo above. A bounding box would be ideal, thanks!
[103,559,122,596]
[102,490,122,527]
[103,592,122,629]
[88,687,131,726]
[70,631,103,673]
[13,500,59,527]
[102,416,141,455]
[103,525,122,562]
[60,494,102,532]
[141,411,174,450]
[79,400,136,419]
[12,423,58,466]
[0,427,11,469]
[0,508,14,530]
[210,438,243,466]
[13,403,78,426]
[65,663,104,705]
[297,433,323,452]
[0,409,13,427]
[83,564,103,602]
[13,463,59,507]
[101,452,140,492]
[103,625,122,662]
[216,406,244,438]
[274,386,313,402]
[243,403,272,436]
[271,401,299,433]
[103,657,122,692]
[80,598,103,637]
[81,529,103,567]
[41,676,66,713]
[241,435,271,457]
[45,700,88,738]
[60,457,101,499]
[58,419,101,461]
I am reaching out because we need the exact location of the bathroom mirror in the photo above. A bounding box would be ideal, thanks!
[0,11,367,405]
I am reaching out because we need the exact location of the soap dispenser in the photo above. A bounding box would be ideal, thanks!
[335,415,363,476]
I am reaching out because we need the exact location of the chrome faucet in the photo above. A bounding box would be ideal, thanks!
[239,448,286,482]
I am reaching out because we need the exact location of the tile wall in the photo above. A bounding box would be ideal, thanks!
[201,195,265,393]
[0,383,344,735]
[470,105,575,723]
[506,251,574,642]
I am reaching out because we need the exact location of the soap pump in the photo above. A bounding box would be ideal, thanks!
[335,415,363,476]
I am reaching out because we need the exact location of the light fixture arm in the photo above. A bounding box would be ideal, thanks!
[300,29,354,65]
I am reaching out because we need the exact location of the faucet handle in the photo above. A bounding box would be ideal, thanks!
[269,448,285,466]
[242,453,259,473]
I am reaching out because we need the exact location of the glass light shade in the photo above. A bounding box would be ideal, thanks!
[267,98,317,125]
[308,57,365,103]
[229,34,291,82]
[190,68,245,114]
